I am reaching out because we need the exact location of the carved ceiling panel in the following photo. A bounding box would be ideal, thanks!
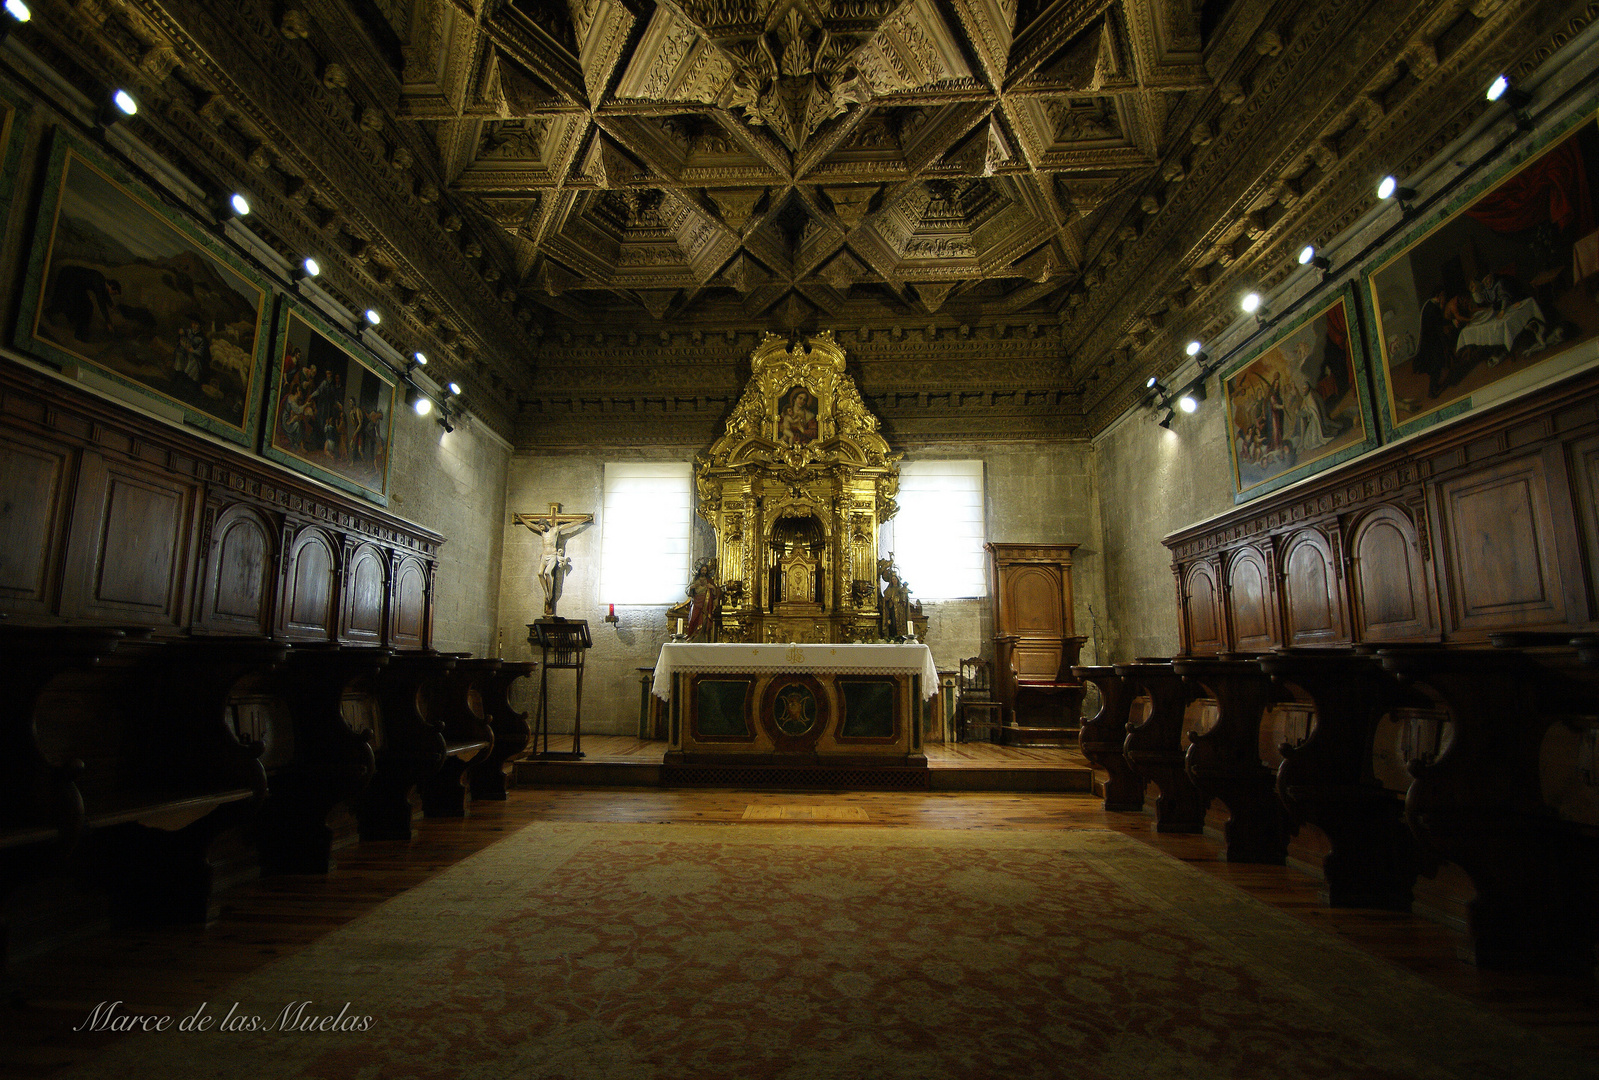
[15,0,1596,445]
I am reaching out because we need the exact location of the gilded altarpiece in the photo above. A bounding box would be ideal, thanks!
[696,332,899,644]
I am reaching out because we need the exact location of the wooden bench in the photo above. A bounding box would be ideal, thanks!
[1071,665,1144,812]
[1173,654,1295,864]
[1115,660,1209,833]
[17,631,271,926]
[235,643,382,874]
[417,654,496,818]
[1379,646,1599,972]
[356,651,490,839]
[1261,647,1436,909]
[462,659,535,801]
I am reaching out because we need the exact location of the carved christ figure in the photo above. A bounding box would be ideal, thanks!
[515,503,594,617]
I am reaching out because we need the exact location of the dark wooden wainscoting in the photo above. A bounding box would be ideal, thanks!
[1165,368,1599,650]
[0,360,441,645]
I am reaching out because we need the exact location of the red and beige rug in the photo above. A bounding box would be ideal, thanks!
[60,824,1597,1079]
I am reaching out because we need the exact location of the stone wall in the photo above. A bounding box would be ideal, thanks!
[376,408,511,655]
[1093,394,1234,663]
[499,443,1105,735]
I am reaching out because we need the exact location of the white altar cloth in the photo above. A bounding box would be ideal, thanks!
[651,642,939,700]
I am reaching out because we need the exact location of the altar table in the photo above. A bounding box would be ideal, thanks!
[652,643,936,763]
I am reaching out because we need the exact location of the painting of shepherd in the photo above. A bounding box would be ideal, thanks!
[1368,114,1599,436]
[26,146,266,438]
[1224,293,1373,500]
[267,309,395,500]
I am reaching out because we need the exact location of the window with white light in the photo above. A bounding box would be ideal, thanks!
[599,462,693,604]
[885,460,986,600]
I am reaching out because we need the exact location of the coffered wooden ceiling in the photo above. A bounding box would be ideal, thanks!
[19,0,1598,445]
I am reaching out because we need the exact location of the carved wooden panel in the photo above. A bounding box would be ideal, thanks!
[341,542,388,644]
[1563,432,1599,621]
[61,453,196,626]
[1004,564,1064,679]
[391,555,429,649]
[1438,456,1565,632]
[1225,546,1276,651]
[1183,561,1225,654]
[280,527,339,641]
[1349,505,1432,642]
[0,433,71,614]
[199,503,277,635]
[1281,529,1345,645]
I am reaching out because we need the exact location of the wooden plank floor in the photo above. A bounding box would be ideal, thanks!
[2,787,1596,1078]
[561,734,1091,770]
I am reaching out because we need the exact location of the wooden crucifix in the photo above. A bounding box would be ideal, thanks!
[514,502,594,617]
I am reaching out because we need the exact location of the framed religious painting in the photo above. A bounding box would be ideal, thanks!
[262,301,398,504]
[14,128,271,446]
[0,75,35,233]
[1222,283,1379,503]
[774,383,820,447]
[1365,106,1599,441]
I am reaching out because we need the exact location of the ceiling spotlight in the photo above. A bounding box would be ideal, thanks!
[364,308,381,325]
[1145,376,1168,397]
[1486,75,1509,101]
[1178,393,1198,414]
[1157,409,1175,429]
[112,89,137,117]
[412,351,428,367]
[1241,292,1263,314]
[1298,244,1316,265]
[229,192,251,217]
[405,386,432,416]
[4,0,30,22]
[301,256,320,278]
[1185,340,1202,357]
[446,381,461,396]
[1377,176,1418,205]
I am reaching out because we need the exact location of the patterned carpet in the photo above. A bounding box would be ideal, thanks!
[62,824,1598,1079]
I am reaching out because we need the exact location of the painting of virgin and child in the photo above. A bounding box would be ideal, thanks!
[1368,114,1599,435]
[267,311,395,499]
[1224,294,1374,499]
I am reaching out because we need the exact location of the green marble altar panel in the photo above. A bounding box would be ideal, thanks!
[840,678,897,739]
[695,679,753,738]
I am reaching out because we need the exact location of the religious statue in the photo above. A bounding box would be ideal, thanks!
[684,557,722,641]
[878,557,911,641]
[513,502,594,617]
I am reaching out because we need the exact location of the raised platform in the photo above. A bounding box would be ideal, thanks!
[511,736,1093,793]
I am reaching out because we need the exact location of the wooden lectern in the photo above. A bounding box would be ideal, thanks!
[527,618,592,759]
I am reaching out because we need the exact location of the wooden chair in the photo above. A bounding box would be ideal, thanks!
[957,656,1002,743]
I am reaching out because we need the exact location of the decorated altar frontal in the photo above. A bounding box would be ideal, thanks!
[652,643,937,766]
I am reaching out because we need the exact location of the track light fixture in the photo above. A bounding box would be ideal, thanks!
[412,351,428,367]
[1486,74,1533,128]
[1241,292,1264,315]
[290,255,321,283]
[405,385,432,417]
[445,381,461,397]
[1157,409,1175,429]
[1145,375,1168,397]
[1,0,30,43]
[215,191,251,222]
[436,400,456,433]
[1178,392,1198,414]
[1185,340,1203,357]
[1377,176,1418,214]
[364,308,381,326]
[1298,244,1331,272]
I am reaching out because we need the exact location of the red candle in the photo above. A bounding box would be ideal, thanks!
[608,603,615,616]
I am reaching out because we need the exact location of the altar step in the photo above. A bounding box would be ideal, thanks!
[511,737,1093,793]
